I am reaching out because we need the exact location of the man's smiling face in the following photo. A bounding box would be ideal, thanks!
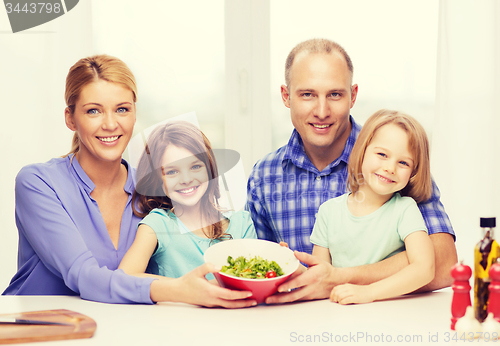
[281,51,357,161]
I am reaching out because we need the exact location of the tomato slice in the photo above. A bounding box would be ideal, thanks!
[265,270,277,278]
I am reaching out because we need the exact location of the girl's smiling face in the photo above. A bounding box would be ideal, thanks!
[360,123,414,201]
[161,145,209,209]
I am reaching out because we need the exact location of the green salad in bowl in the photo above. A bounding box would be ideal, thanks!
[221,255,284,279]
[204,239,300,304]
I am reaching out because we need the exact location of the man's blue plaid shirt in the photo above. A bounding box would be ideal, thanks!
[246,116,455,254]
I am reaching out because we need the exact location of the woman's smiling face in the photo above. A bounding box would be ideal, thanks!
[161,144,209,210]
[65,79,136,165]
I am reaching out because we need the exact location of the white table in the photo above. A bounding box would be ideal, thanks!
[0,289,477,345]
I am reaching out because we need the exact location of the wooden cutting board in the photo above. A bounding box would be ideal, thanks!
[0,309,96,344]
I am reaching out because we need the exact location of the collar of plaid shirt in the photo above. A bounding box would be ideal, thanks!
[282,116,361,175]
[247,115,454,254]
[249,116,361,253]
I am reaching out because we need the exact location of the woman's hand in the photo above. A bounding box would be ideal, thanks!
[151,263,257,308]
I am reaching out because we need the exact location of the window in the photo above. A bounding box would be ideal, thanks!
[92,0,226,150]
[269,0,439,148]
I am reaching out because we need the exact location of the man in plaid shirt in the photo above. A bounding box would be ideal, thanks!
[246,38,457,303]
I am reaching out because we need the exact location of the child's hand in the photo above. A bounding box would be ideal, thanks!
[330,283,375,305]
[279,241,289,248]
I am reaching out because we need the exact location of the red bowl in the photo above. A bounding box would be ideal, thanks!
[204,239,299,304]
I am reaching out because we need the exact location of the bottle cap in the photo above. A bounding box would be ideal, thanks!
[481,217,496,228]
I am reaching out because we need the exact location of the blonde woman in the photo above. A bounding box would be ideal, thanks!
[3,55,255,308]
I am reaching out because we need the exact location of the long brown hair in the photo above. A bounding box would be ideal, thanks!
[347,109,432,203]
[133,121,228,239]
[64,55,137,156]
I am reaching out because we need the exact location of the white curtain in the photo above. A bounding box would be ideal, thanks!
[432,0,500,264]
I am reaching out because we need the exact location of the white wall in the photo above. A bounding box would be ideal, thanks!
[0,3,93,290]
[432,0,500,267]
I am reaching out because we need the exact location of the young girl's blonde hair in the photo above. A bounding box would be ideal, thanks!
[133,121,228,240]
[347,109,432,203]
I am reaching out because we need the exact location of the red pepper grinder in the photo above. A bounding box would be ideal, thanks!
[487,260,500,322]
[451,261,472,330]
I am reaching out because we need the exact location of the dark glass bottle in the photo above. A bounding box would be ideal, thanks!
[474,217,499,322]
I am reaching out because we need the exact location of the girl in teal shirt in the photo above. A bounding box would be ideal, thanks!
[119,121,256,279]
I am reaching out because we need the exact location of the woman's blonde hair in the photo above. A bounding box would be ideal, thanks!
[64,55,137,156]
[347,109,432,203]
[133,121,229,240]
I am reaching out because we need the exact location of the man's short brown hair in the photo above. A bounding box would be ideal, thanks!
[285,38,354,87]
